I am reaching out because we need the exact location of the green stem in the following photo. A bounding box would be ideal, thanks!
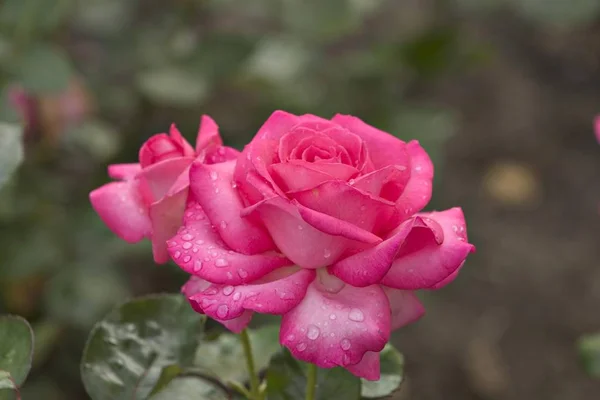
[240,329,260,399]
[305,363,318,400]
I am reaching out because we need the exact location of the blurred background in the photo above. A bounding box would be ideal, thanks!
[0,0,599,399]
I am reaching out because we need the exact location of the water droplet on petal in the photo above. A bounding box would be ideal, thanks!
[297,225,304,230]
[183,255,191,263]
[195,239,205,245]
[349,308,364,322]
[286,334,295,341]
[167,241,178,248]
[216,304,229,318]
[215,258,229,267]
[226,271,233,279]
[307,325,320,340]
[210,171,218,181]
[323,249,331,258]
[340,339,351,350]
[329,314,337,320]
[238,269,249,279]
[220,221,227,229]
[182,242,192,250]
[182,234,194,241]
[193,260,203,272]
[233,292,242,301]
[222,286,234,296]
[343,354,351,365]
[214,187,220,194]
[173,251,181,259]
[296,342,307,352]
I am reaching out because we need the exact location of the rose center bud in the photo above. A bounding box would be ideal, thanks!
[139,134,186,167]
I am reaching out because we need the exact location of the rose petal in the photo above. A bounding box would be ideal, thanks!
[381,207,475,290]
[186,267,315,320]
[89,180,151,243]
[395,141,434,216]
[270,161,357,192]
[190,160,276,254]
[346,351,380,380]
[243,196,372,268]
[331,114,410,170]
[329,217,427,287]
[205,146,240,164]
[383,287,425,330]
[351,165,410,203]
[280,281,390,373]
[182,277,253,333]
[290,180,399,236]
[195,115,223,154]
[168,202,291,285]
[595,115,600,144]
[429,261,465,289]
[138,157,194,203]
[168,124,195,157]
[107,163,141,180]
[149,188,188,263]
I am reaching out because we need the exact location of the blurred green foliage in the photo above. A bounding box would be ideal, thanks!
[0,0,598,398]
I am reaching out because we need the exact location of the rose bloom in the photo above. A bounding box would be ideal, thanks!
[90,116,238,263]
[170,111,475,379]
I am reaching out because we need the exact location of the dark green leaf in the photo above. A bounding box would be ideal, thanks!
[17,45,72,94]
[361,344,404,398]
[148,365,182,396]
[578,333,600,379]
[81,294,206,400]
[149,376,229,400]
[266,350,361,400]
[0,123,23,190]
[195,324,280,386]
[0,315,34,387]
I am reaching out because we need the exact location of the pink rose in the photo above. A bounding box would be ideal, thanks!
[171,111,474,380]
[595,115,600,143]
[90,116,238,263]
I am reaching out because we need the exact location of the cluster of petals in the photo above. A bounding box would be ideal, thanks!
[91,110,475,380]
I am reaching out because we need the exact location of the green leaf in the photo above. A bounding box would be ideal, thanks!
[266,350,361,400]
[17,45,73,94]
[149,376,229,400]
[136,67,208,107]
[81,294,206,400]
[0,122,23,190]
[148,365,182,396]
[195,324,280,385]
[578,333,600,379]
[0,315,34,388]
[361,344,404,398]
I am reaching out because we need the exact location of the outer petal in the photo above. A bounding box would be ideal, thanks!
[290,180,399,236]
[381,208,475,290]
[107,163,141,180]
[168,202,291,285]
[186,268,315,320]
[190,160,276,255]
[351,165,410,203]
[195,115,223,154]
[347,351,380,381]
[182,277,253,333]
[383,287,425,330]
[395,141,434,216]
[280,282,390,374]
[205,146,240,165]
[329,217,427,287]
[149,188,188,264]
[331,114,409,170]
[138,157,194,203]
[243,196,373,269]
[89,180,151,243]
[168,124,195,157]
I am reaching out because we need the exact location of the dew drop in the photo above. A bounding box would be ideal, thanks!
[167,241,178,248]
[348,179,355,185]
[220,221,227,229]
[173,251,181,259]
[307,325,320,340]
[216,304,229,318]
[329,314,337,320]
[286,334,295,341]
[192,247,199,253]
[226,271,233,279]
[182,234,194,241]
[348,308,364,322]
[415,165,422,172]
[340,339,351,350]
[297,225,304,230]
[182,242,192,250]
[210,171,218,181]
[214,187,220,194]
[323,249,331,259]
[238,269,249,279]
[233,292,242,301]
[193,260,203,272]
[183,255,191,263]
[296,342,307,352]
[215,258,229,267]
[195,239,205,245]
[222,286,234,296]
[343,354,351,365]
